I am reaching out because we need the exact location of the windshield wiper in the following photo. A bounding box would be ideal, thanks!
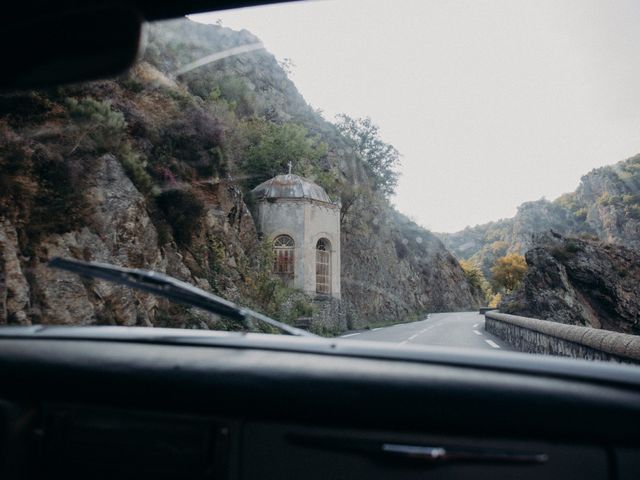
[48,257,315,337]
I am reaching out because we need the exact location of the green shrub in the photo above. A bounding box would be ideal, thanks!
[626,204,640,219]
[65,97,126,154]
[501,300,526,314]
[215,76,256,117]
[460,259,492,301]
[335,114,400,197]
[119,75,145,93]
[597,192,622,207]
[290,298,314,319]
[309,323,343,337]
[241,120,327,189]
[119,144,153,194]
[152,109,226,181]
[578,233,599,241]
[555,192,579,211]
[564,239,583,253]
[574,207,588,221]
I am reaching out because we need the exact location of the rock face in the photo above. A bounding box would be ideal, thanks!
[0,153,258,329]
[342,208,482,327]
[501,234,640,335]
[575,160,640,250]
[0,220,30,324]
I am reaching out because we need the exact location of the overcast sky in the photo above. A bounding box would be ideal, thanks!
[191,0,640,232]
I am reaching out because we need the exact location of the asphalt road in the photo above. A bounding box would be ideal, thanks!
[339,312,511,351]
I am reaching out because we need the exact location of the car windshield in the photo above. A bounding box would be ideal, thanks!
[1,0,639,364]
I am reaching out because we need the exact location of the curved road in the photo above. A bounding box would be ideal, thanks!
[340,312,510,351]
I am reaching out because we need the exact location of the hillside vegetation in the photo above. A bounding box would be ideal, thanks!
[0,18,483,332]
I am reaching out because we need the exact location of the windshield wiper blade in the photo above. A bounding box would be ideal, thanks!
[48,257,315,337]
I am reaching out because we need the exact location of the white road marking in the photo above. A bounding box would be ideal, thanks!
[473,323,479,328]
[372,327,382,331]
[341,332,360,338]
[473,330,483,336]
[420,323,438,334]
[485,339,501,349]
[408,334,419,341]
[400,340,409,345]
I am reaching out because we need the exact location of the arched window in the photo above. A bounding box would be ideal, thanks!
[316,238,331,295]
[273,235,295,281]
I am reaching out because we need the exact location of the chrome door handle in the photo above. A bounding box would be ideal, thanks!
[289,433,549,465]
[381,442,548,464]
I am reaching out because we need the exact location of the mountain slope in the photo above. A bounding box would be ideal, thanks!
[438,154,640,279]
[0,18,482,332]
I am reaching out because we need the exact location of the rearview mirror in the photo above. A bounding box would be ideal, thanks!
[0,7,142,90]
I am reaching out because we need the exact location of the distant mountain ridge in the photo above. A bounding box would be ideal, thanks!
[437,154,640,278]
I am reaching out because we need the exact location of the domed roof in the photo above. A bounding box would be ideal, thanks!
[252,174,332,203]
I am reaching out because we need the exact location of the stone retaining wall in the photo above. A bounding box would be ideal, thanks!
[485,311,640,364]
[311,296,348,335]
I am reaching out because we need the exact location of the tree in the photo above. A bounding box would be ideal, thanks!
[335,114,400,197]
[491,253,527,293]
[65,97,126,154]
[459,259,492,302]
[338,185,365,225]
[241,120,327,189]
[488,292,502,308]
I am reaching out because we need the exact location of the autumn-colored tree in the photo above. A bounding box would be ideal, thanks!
[459,259,492,301]
[488,292,502,308]
[491,253,527,292]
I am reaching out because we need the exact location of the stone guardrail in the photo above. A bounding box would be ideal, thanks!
[485,311,640,364]
[478,307,498,315]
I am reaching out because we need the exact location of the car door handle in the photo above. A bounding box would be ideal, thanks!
[288,433,549,465]
[380,442,548,464]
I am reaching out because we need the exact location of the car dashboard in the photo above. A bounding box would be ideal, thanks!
[0,328,638,479]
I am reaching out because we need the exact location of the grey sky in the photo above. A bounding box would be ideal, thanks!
[191,0,640,232]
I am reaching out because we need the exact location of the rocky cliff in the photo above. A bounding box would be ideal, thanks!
[574,158,640,250]
[501,234,640,335]
[0,18,482,332]
[0,150,258,330]
[342,205,482,327]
